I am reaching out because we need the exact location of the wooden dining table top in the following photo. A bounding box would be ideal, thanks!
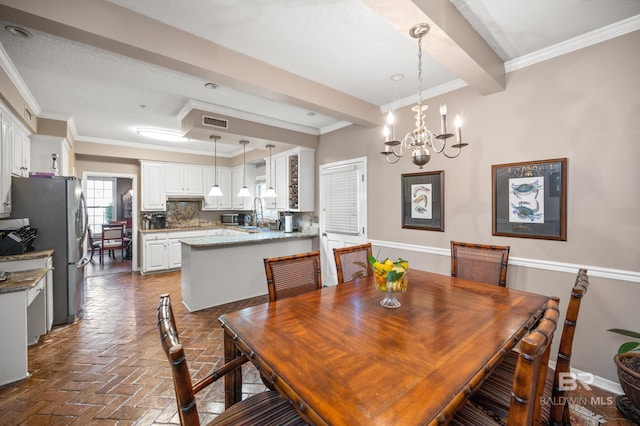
[218,269,550,426]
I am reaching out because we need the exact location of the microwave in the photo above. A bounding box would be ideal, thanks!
[221,214,238,224]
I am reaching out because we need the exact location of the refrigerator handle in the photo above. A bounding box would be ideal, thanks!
[80,191,89,242]
[76,257,90,268]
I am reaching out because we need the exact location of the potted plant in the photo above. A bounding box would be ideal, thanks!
[608,328,640,424]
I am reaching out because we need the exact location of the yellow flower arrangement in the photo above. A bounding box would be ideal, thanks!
[368,255,409,292]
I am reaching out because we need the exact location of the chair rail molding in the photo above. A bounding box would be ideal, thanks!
[368,239,640,284]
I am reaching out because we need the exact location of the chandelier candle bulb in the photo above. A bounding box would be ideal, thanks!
[455,115,462,143]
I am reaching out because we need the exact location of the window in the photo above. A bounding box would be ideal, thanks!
[86,177,116,234]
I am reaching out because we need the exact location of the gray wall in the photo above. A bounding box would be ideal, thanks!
[317,31,640,386]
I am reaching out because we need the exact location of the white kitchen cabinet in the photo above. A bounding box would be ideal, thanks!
[231,165,255,210]
[264,148,314,211]
[202,166,231,210]
[0,253,54,332]
[0,112,12,216]
[168,238,182,269]
[165,163,204,196]
[287,148,314,211]
[140,161,166,211]
[0,269,48,386]
[141,230,211,274]
[11,126,30,177]
[141,232,168,273]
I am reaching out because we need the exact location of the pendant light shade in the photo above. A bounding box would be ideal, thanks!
[237,140,252,197]
[208,135,223,197]
[264,144,277,198]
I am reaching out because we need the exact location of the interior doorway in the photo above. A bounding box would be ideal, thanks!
[82,171,138,276]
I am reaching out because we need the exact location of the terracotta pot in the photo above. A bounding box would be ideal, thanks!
[615,352,640,410]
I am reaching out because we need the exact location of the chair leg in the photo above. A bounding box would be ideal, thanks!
[89,246,94,263]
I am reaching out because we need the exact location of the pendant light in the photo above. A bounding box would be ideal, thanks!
[237,140,252,197]
[264,144,277,198]
[207,135,223,197]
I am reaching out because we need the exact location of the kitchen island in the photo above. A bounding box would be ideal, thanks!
[180,230,318,311]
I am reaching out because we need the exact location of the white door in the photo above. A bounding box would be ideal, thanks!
[319,157,367,286]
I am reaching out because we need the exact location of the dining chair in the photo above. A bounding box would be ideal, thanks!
[156,294,305,426]
[88,227,103,263]
[264,251,322,302]
[464,269,590,425]
[452,297,561,426]
[450,241,511,286]
[333,242,373,284]
[100,224,126,263]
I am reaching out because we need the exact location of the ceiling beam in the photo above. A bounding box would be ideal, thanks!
[364,0,505,95]
[0,0,382,127]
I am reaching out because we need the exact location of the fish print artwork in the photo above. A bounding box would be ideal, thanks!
[509,177,544,223]
[411,184,432,219]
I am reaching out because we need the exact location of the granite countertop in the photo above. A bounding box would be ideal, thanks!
[139,225,231,234]
[180,230,318,248]
[0,249,55,262]
[0,269,48,294]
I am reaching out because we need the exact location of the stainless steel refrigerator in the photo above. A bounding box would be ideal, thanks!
[10,176,89,325]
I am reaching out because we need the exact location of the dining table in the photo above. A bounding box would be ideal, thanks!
[218,269,550,425]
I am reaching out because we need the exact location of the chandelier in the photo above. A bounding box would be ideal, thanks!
[382,23,467,169]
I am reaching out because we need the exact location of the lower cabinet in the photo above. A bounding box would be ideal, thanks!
[141,230,221,274]
[143,233,169,273]
[0,254,54,332]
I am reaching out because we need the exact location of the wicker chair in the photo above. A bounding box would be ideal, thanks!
[264,251,322,302]
[156,294,305,426]
[452,297,561,426]
[462,269,590,425]
[333,243,373,284]
[450,241,511,286]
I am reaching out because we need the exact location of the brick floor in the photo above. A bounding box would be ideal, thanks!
[0,271,268,425]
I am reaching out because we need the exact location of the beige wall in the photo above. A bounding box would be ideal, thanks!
[317,31,640,385]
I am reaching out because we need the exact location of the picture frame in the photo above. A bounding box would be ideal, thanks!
[492,158,567,240]
[401,171,444,232]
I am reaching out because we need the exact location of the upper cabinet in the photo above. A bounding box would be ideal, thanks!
[0,112,13,216]
[202,166,231,210]
[265,148,314,212]
[165,164,203,196]
[140,161,166,211]
[11,126,30,177]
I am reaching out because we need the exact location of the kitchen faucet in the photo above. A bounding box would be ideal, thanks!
[253,197,264,228]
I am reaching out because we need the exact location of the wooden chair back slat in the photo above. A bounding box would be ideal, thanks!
[451,241,510,286]
[333,243,373,284]
[508,297,560,426]
[549,268,589,425]
[264,251,322,302]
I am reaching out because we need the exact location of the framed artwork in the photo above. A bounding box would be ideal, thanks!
[492,158,567,240]
[401,171,444,232]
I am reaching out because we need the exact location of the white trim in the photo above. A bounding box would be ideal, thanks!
[505,14,640,73]
[368,239,640,283]
[0,44,41,116]
[548,360,624,396]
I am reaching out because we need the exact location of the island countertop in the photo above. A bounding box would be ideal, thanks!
[179,230,318,248]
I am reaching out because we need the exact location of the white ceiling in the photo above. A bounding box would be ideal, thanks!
[0,0,638,159]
